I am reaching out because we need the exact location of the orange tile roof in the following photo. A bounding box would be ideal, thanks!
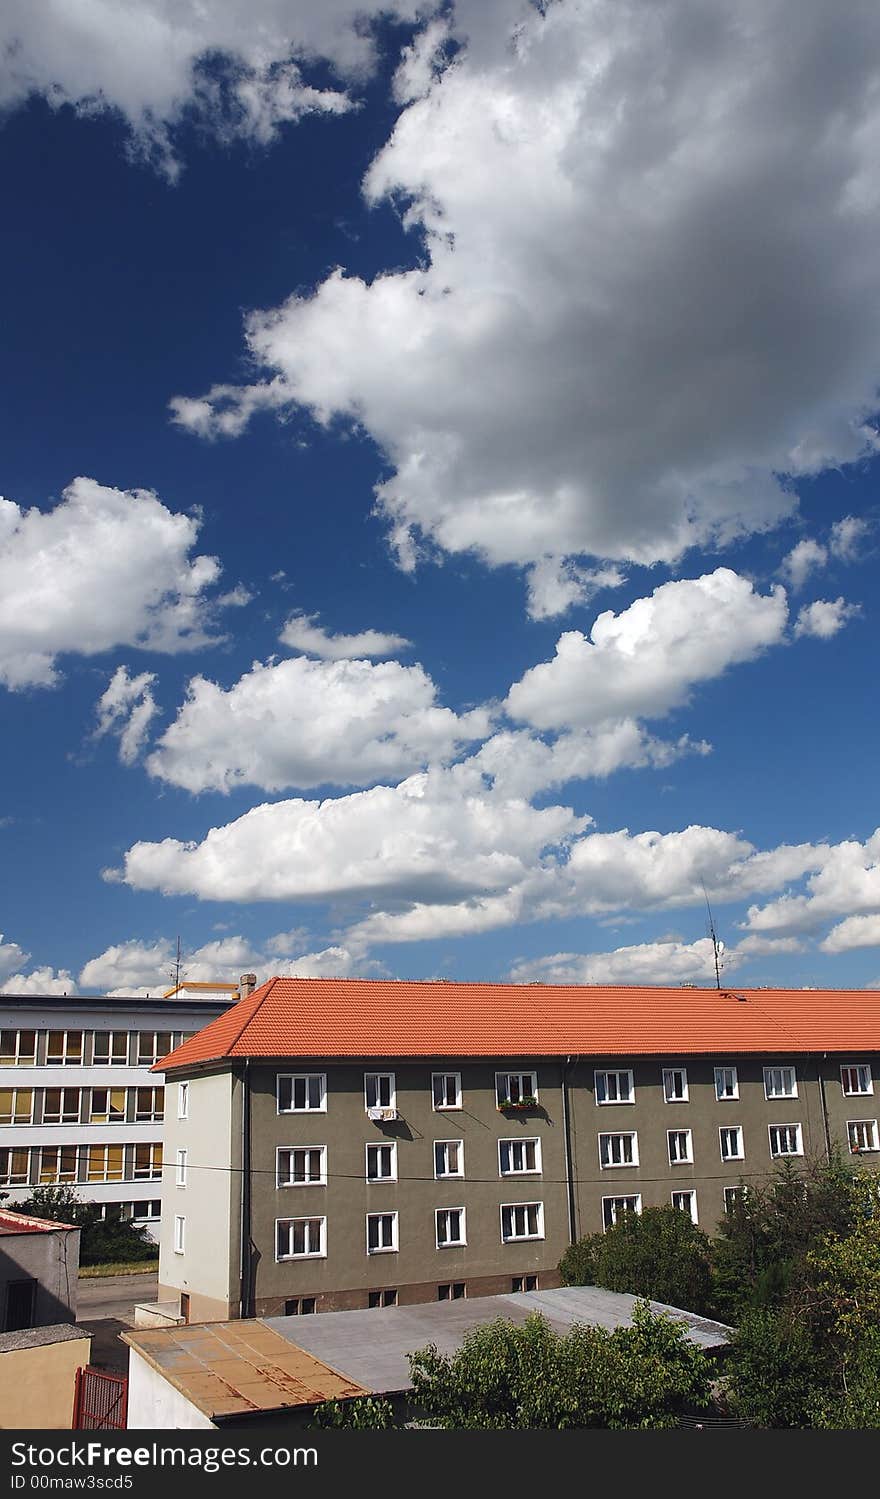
[154,978,880,1071]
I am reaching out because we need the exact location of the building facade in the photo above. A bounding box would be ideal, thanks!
[153,978,880,1321]
[0,989,240,1238]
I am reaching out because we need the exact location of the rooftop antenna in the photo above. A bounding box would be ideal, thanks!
[701,883,724,991]
[170,935,183,994]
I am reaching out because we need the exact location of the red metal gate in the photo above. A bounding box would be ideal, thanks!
[72,1365,128,1429]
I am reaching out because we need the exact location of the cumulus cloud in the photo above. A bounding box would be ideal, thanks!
[0,935,76,994]
[793,597,861,639]
[524,559,626,622]
[147,655,491,793]
[470,724,709,802]
[506,570,787,732]
[508,937,734,987]
[743,830,880,938]
[781,538,828,591]
[94,666,159,765]
[821,913,880,954]
[829,514,871,562]
[280,612,411,659]
[0,477,238,689]
[79,931,380,995]
[175,0,880,600]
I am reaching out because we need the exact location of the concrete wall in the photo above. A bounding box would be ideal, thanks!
[126,1349,215,1430]
[0,1227,79,1329]
[0,1332,91,1429]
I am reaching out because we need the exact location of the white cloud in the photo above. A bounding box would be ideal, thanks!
[821,913,880,954]
[0,934,29,985]
[79,931,380,995]
[176,1,880,597]
[781,538,827,591]
[147,655,491,793]
[280,612,411,659]
[0,933,77,994]
[793,597,861,639]
[508,937,734,987]
[743,831,880,937]
[829,514,871,562]
[0,477,237,689]
[524,559,625,622]
[506,570,787,732]
[470,723,709,802]
[94,666,159,765]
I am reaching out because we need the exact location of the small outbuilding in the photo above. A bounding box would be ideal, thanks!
[0,1208,80,1332]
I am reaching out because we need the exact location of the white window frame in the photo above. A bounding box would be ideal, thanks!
[89,1087,127,1125]
[436,1207,467,1249]
[365,1141,397,1182]
[598,1131,639,1169]
[724,1185,749,1213]
[594,1069,635,1105]
[719,1125,745,1161]
[0,1088,34,1126]
[277,1073,327,1114]
[602,1195,641,1230]
[671,1190,698,1224]
[0,1030,37,1066]
[277,1145,327,1188]
[500,1201,544,1242]
[495,1071,538,1107]
[667,1128,694,1166]
[136,1032,171,1067]
[92,1031,129,1066]
[841,1064,873,1098]
[86,1144,125,1183]
[134,1086,164,1124]
[364,1072,396,1112]
[662,1067,689,1103]
[847,1119,880,1154]
[38,1145,78,1185]
[768,1123,803,1158]
[433,1140,464,1179]
[366,1211,399,1255]
[498,1138,542,1176]
[41,1088,80,1126]
[715,1066,739,1101]
[132,1143,163,1180]
[0,1147,31,1186]
[175,1148,188,1188]
[177,1082,189,1120]
[276,1216,327,1261]
[46,1030,84,1066]
[431,1072,462,1111]
[763,1066,798,1101]
[173,1215,185,1255]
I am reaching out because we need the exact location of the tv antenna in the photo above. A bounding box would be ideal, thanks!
[170,935,183,993]
[701,883,724,990]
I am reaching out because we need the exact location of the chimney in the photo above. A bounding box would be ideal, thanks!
[239,973,258,998]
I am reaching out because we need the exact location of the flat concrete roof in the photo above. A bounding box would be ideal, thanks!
[122,1321,369,1422]
[265,1287,732,1395]
[0,1323,89,1354]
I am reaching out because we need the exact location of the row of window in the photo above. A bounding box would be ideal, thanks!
[598,1120,880,1166]
[283,1276,538,1315]
[274,1063,876,1115]
[0,1143,163,1186]
[0,1030,192,1068]
[270,1205,542,1261]
[0,1086,164,1126]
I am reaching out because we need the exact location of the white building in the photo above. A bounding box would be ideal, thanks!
[0,984,248,1240]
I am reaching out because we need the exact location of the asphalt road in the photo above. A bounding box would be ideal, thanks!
[76,1272,159,1371]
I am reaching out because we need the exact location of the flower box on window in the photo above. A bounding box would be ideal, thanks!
[497,1096,539,1112]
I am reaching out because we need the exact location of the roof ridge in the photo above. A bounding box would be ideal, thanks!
[226,975,280,1052]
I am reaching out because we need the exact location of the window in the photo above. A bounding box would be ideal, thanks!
[434,1140,464,1179]
[0,1149,30,1186]
[277,1073,326,1113]
[841,1065,873,1097]
[500,1202,544,1242]
[366,1212,398,1254]
[719,1126,744,1161]
[134,1087,164,1123]
[89,1088,126,1124]
[436,1207,466,1248]
[367,1289,397,1308]
[0,1030,36,1066]
[598,1131,639,1168]
[133,1143,163,1180]
[438,1282,466,1301]
[594,1069,634,1105]
[671,1190,698,1224]
[177,1082,189,1119]
[276,1217,326,1260]
[366,1142,396,1182]
[511,1275,538,1293]
[602,1195,641,1230]
[175,1149,188,1188]
[126,1200,161,1222]
[46,1031,83,1066]
[285,1297,317,1316]
[769,1123,803,1158]
[499,1138,542,1176]
[38,1146,77,1185]
[431,1072,462,1110]
[715,1066,739,1100]
[173,1216,185,1255]
[364,1073,396,1111]
[42,1089,80,1125]
[763,1065,797,1100]
[662,1067,689,1103]
[495,1072,538,1107]
[136,1032,172,1067]
[667,1129,693,1165]
[92,1032,129,1066]
[724,1186,749,1213]
[86,1145,125,1183]
[277,1146,327,1187]
[0,1089,33,1125]
[847,1119,880,1154]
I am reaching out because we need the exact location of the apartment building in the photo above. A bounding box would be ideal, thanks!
[152,977,880,1321]
[0,986,243,1238]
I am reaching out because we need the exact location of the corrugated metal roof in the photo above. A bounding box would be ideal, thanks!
[154,977,880,1071]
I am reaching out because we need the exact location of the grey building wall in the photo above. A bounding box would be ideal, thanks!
[0,1226,80,1330]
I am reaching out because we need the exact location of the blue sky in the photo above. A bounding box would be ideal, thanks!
[1,1,880,997]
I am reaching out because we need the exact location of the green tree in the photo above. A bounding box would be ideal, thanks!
[310,1396,396,1428]
[724,1309,826,1428]
[560,1206,714,1315]
[17,1185,157,1266]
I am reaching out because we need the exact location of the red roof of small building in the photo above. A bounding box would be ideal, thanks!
[0,1209,78,1236]
[154,977,880,1071]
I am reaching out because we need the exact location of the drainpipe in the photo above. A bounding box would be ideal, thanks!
[238,1059,251,1319]
[817,1053,832,1162]
[560,1056,578,1246]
